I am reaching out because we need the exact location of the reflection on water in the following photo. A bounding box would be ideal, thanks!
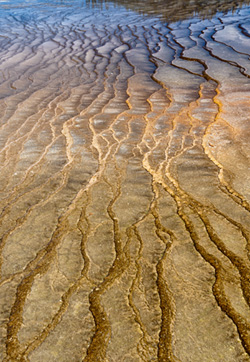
[1,0,250,20]
[90,0,250,21]
[1,0,250,361]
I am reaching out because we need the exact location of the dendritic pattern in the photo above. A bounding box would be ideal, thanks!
[1,2,250,361]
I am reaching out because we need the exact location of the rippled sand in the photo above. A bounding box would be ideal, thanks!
[1,1,250,361]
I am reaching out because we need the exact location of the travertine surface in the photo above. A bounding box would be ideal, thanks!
[1,1,250,361]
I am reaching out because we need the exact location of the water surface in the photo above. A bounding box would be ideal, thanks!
[1,1,250,361]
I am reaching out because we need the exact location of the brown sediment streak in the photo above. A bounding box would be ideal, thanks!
[127,226,157,361]
[152,202,175,362]
[5,218,71,361]
[84,176,128,361]
[142,64,250,355]
[18,192,94,360]
[158,175,250,356]
[3,141,115,360]
[197,211,250,306]
[176,202,250,355]
[4,153,106,360]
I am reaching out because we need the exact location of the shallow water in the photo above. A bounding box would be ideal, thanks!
[1,0,250,361]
